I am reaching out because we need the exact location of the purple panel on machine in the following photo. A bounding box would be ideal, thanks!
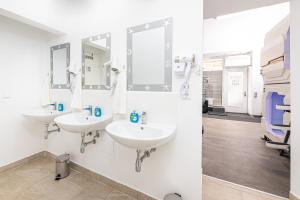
[266,92,285,138]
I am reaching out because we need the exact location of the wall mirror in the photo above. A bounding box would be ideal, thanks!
[50,43,70,89]
[82,33,111,90]
[127,18,173,92]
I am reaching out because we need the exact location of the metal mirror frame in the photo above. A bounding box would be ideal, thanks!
[50,43,70,89]
[82,33,111,90]
[127,18,173,92]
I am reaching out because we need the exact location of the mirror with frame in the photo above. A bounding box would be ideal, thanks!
[50,43,70,89]
[127,18,173,92]
[82,33,111,90]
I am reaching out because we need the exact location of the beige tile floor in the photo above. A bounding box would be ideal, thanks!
[0,157,136,200]
[0,156,290,200]
[203,175,289,200]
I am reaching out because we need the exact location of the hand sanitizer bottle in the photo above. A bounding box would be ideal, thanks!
[130,110,139,123]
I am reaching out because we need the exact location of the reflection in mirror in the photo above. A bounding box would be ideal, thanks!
[127,18,173,92]
[50,43,70,89]
[82,33,111,90]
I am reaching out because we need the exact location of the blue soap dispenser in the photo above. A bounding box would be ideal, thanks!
[94,107,102,117]
[58,103,64,112]
[130,110,139,123]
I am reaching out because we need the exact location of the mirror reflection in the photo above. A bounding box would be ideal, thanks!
[82,33,111,90]
[127,18,173,92]
[132,27,165,85]
[50,43,70,89]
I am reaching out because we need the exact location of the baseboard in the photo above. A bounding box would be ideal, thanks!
[69,160,156,200]
[0,151,46,173]
[204,175,287,200]
[290,192,300,200]
[44,151,156,200]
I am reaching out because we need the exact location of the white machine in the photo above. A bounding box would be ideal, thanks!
[261,16,290,157]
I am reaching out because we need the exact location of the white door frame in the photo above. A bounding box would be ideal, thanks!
[222,66,248,113]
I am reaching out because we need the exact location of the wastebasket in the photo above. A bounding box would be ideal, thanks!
[55,153,70,180]
[164,193,182,200]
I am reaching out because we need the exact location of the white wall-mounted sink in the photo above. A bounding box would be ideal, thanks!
[23,108,70,124]
[54,112,112,133]
[105,120,176,149]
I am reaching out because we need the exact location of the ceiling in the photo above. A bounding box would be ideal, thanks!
[204,0,289,19]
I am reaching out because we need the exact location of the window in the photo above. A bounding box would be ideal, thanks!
[225,54,251,67]
[203,58,223,71]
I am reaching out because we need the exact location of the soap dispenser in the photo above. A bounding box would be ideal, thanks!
[130,110,139,123]
[58,103,64,112]
[94,107,102,117]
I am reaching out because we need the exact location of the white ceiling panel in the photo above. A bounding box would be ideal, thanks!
[204,0,289,19]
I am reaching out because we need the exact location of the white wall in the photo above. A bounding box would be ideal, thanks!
[0,16,50,167]
[203,3,289,115]
[290,0,300,198]
[0,0,203,199]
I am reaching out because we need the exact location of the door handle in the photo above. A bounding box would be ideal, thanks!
[244,91,247,97]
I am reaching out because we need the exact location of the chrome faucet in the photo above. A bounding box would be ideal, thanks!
[140,111,147,125]
[83,105,93,116]
[49,102,57,110]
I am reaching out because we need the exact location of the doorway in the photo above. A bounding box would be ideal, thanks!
[223,67,248,113]
[203,53,251,115]
[202,2,291,199]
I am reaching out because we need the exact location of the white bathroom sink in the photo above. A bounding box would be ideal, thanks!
[105,120,176,149]
[54,112,112,133]
[23,109,70,124]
